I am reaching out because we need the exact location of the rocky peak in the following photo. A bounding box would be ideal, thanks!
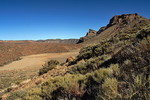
[86,29,97,36]
[107,13,146,27]
[97,13,150,35]
[78,13,150,43]
[77,29,97,43]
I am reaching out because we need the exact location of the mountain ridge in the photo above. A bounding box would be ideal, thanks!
[36,39,79,44]
[78,13,150,44]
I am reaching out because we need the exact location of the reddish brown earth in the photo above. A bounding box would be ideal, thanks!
[0,40,81,66]
[0,49,80,100]
[0,49,80,91]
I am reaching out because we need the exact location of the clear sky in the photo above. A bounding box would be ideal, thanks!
[0,0,150,40]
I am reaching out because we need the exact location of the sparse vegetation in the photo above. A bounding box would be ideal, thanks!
[6,25,149,100]
[7,90,26,100]
[71,55,110,74]
[0,41,80,66]
[2,14,150,100]
[39,60,59,75]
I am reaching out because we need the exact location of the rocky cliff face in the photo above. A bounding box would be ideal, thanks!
[97,13,150,34]
[108,13,140,26]
[78,13,150,44]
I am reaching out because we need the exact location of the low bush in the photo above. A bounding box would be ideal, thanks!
[39,60,59,75]
[7,90,26,100]
[24,74,87,100]
[71,55,110,74]
[24,88,43,100]
[82,65,120,100]
[102,78,120,99]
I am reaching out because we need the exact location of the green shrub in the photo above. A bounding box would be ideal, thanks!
[24,95,43,100]
[71,55,110,74]
[74,62,87,74]
[40,74,86,99]
[92,68,113,83]
[75,46,93,61]
[73,39,112,64]
[24,74,86,99]
[119,33,136,41]
[109,64,120,77]
[24,88,43,100]
[39,60,59,75]
[128,74,150,100]
[136,28,150,40]
[82,66,120,100]
[7,90,26,100]
[73,58,99,74]
[102,78,120,99]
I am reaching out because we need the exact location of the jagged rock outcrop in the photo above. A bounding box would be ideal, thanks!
[86,29,97,36]
[77,29,97,43]
[97,13,150,35]
[78,13,150,44]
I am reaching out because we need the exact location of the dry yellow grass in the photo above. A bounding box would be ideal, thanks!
[0,49,79,91]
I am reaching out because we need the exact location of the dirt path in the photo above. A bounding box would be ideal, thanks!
[0,49,79,91]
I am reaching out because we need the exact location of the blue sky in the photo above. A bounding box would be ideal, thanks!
[0,0,150,40]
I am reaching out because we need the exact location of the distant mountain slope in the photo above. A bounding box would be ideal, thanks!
[36,39,79,44]
[0,41,80,66]
[78,13,150,44]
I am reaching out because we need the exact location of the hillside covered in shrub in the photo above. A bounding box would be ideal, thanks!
[4,14,150,100]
